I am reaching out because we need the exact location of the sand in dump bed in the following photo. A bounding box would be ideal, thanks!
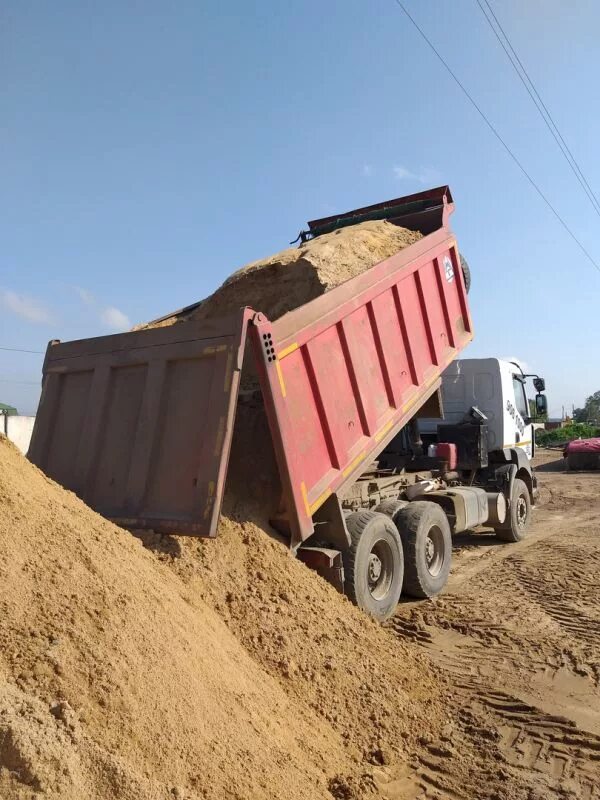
[139,220,422,328]
[0,436,452,800]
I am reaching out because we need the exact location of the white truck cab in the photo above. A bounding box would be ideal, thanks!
[424,358,536,460]
[417,357,547,513]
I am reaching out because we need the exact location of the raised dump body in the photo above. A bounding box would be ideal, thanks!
[29,186,473,584]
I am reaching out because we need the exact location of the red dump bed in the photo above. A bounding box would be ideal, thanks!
[29,186,473,546]
[251,190,472,545]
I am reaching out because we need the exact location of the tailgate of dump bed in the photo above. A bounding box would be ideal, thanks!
[28,309,252,536]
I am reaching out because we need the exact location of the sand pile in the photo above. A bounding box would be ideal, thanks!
[137,516,449,772]
[0,435,383,800]
[0,432,451,799]
[138,220,421,328]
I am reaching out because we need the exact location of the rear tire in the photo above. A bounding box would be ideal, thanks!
[373,499,408,518]
[495,478,531,542]
[343,511,404,621]
[394,502,452,599]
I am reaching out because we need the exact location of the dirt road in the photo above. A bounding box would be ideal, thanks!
[377,451,600,799]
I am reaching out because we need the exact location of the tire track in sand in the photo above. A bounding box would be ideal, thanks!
[383,467,600,799]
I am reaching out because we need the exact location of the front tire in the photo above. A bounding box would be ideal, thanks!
[343,511,404,621]
[394,501,452,599]
[495,478,531,542]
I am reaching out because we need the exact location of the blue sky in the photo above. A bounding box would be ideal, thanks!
[1,0,599,417]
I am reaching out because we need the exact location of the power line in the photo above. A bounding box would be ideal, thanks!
[0,346,44,354]
[391,0,600,276]
[0,379,40,385]
[476,0,600,217]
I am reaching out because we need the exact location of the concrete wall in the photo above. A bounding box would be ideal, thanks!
[2,415,36,455]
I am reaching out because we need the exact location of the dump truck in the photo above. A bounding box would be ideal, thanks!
[28,186,547,620]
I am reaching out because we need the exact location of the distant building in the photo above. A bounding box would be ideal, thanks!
[1,409,35,455]
[545,417,565,431]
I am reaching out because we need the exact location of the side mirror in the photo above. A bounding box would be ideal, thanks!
[533,377,546,393]
[535,393,548,416]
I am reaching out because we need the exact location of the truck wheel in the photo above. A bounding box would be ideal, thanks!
[343,511,404,621]
[394,502,452,599]
[495,478,531,543]
[373,499,408,518]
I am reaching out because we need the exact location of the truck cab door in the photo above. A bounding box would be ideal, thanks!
[509,374,533,459]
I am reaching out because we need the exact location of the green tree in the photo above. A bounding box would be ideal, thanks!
[583,390,600,424]
[574,391,600,425]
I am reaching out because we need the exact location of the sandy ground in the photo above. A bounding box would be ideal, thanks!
[3,434,599,799]
[382,449,600,799]
[140,449,600,800]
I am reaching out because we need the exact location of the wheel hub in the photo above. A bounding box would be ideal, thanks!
[516,497,527,528]
[368,553,382,583]
[425,536,435,565]
[424,526,445,577]
[366,537,395,601]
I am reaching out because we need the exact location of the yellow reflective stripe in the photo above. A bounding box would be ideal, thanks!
[301,482,332,517]
[202,344,228,355]
[342,450,366,478]
[275,360,286,397]
[300,482,311,516]
[375,419,394,442]
[503,440,532,449]
[310,488,332,515]
[402,393,420,414]
[278,342,299,360]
